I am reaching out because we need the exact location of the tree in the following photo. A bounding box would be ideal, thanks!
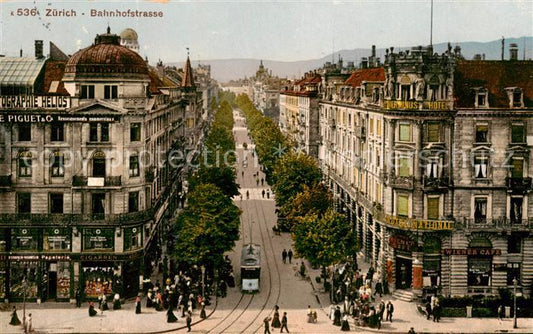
[292,209,356,269]
[172,184,241,269]
[279,183,332,231]
[189,165,240,198]
[271,151,322,208]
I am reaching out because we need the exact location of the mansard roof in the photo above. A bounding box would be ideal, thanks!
[344,67,385,87]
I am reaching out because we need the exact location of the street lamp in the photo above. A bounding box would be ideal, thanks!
[513,278,518,329]
[22,277,27,334]
[201,265,206,298]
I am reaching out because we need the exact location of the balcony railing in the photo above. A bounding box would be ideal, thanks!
[0,174,12,188]
[457,217,533,231]
[0,210,155,226]
[505,177,533,194]
[422,176,450,189]
[390,175,414,190]
[72,176,122,187]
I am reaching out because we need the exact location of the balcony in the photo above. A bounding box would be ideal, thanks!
[0,210,155,226]
[0,174,12,189]
[422,176,450,190]
[390,175,414,190]
[72,176,122,187]
[505,177,532,194]
[457,217,532,231]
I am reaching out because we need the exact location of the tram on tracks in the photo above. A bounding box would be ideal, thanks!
[240,243,261,292]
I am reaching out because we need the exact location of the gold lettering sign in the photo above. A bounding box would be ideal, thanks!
[383,215,454,230]
[383,100,449,111]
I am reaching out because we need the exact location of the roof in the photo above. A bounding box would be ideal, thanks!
[241,243,261,267]
[454,60,533,108]
[147,67,164,95]
[282,73,321,96]
[120,28,138,41]
[344,67,385,87]
[0,57,46,86]
[182,56,195,88]
[43,61,69,95]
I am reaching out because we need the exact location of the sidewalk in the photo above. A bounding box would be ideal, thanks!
[303,252,533,333]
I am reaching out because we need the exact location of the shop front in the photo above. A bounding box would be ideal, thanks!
[389,233,415,289]
[422,237,442,294]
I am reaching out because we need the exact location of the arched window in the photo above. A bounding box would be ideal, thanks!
[92,151,106,177]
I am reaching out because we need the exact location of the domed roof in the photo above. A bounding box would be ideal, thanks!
[64,30,148,80]
[120,28,138,41]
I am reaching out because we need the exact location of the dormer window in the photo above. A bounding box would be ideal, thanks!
[506,87,524,108]
[474,88,488,108]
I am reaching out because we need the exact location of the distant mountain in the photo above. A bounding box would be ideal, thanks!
[169,37,532,82]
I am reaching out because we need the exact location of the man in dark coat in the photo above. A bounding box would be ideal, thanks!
[263,316,271,334]
[425,301,432,320]
[186,312,192,332]
[386,301,394,322]
[282,249,287,263]
[287,249,293,263]
[280,312,289,333]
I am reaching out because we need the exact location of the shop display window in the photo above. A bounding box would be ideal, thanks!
[10,262,39,298]
[468,257,492,286]
[0,262,6,299]
[56,262,71,298]
[82,265,114,297]
[43,228,71,251]
[11,228,38,251]
[83,228,114,251]
[124,226,142,251]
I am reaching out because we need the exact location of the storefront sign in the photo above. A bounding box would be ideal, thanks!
[0,254,70,261]
[0,113,117,123]
[441,248,502,256]
[389,234,415,251]
[384,215,454,230]
[0,95,70,109]
[76,251,143,262]
[383,100,449,111]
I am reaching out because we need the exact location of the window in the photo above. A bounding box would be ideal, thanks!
[511,123,525,143]
[401,85,411,101]
[125,227,142,250]
[399,124,411,142]
[427,197,440,220]
[474,198,487,223]
[510,198,523,224]
[104,85,118,99]
[397,195,408,217]
[17,193,31,213]
[425,158,440,178]
[83,228,114,251]
[376,119,381,137]
[18,150,32,177]
[43,228,71,251]
[468,257,491,286]
[18,123,31,141]
[101,123,109,142]
[474,156,488,178]
[80,85,95,99]
[427,123,440,142]
[92,151,106,177]
[507,263,521,285]
[89,123,98,142]
[511,158,524,178]
[475,89,488,108]
[398,156,411,177]
[50,123,64,142]
[130,123,141,142]
[128,192,139,213]
[91,193,105,215]
[369,118,374,135]
[512,90,523,108]
[475,124,488,143]
[50,193,64,214]
[129,156,140,177]
[508,234,522,253]
[51,152,65,177]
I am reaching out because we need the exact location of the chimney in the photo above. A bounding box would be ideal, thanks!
[510,43,518,61]
[372,45,376,58]
[501,37,505,60]
[20,49,23,57]
[35,40,44,59]
[361,57,368,69]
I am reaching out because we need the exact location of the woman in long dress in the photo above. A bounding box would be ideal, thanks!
[9,306,21,325]
[200,302,207,319]
[341,313,351,331]
[88,302,97,317]
[271,305,281,328]
[167,306,178,323]
[113,293,121,310]
[135,295,142,314]
[146,289,153,308]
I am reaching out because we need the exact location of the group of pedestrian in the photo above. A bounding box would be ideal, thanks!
[281,249,293,264]
[424,295,441,322]
[261,189,270,198]
[264,305,289,333]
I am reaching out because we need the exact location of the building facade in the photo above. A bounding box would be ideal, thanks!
[316,44,533,299]
[0,29,203,302]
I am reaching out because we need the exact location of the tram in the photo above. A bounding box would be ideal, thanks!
[240,243,261,292]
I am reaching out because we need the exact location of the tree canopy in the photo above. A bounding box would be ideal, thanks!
[279,183,332,231]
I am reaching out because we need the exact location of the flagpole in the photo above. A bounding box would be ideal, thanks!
[430,0,433,46]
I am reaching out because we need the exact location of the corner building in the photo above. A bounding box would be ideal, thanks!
[0,29,202,302]
[317,45,533,299]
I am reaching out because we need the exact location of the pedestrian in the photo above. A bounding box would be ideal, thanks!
[333,306,342,326]
[307,305,314,323]
[282,249,287,263]
[186,312,192,332]
[261,178,264,186]
[240,194,243,201]
[341,313,350,331]
[288,249,293,263]
[266,190,270,199]
[280,312,289,333]
[425,301,432,320]
[433,304,441,322]
[374,281,383,297]
[27,313,32,333]
[408,327,416,334]
[113,293,121,310]
[386,301,394,322]
[88,302,97,317]
[242,170,244,178]
[272,305,281,328]
[200,302,206,319]
[246,190,250,199]
[263,316,272,334]
[167,306,178,323]
[299,262,306,278]
[256,179,260,186]
[498,304,505,320]
[262,189,265,198]
[135,294,142,314]
[75,288,81,308]
[9,306,21,325]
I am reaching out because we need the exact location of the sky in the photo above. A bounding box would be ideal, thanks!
[0,0,532,63]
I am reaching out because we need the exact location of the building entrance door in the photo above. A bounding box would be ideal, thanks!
[395,256,412,289]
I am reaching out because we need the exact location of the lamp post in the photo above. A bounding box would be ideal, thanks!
[22,277,27,334]
[513,278,518,329]
[201,265,206,298]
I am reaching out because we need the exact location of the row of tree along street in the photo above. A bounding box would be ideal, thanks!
[236,94,358,292]
[170,94,241,293]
